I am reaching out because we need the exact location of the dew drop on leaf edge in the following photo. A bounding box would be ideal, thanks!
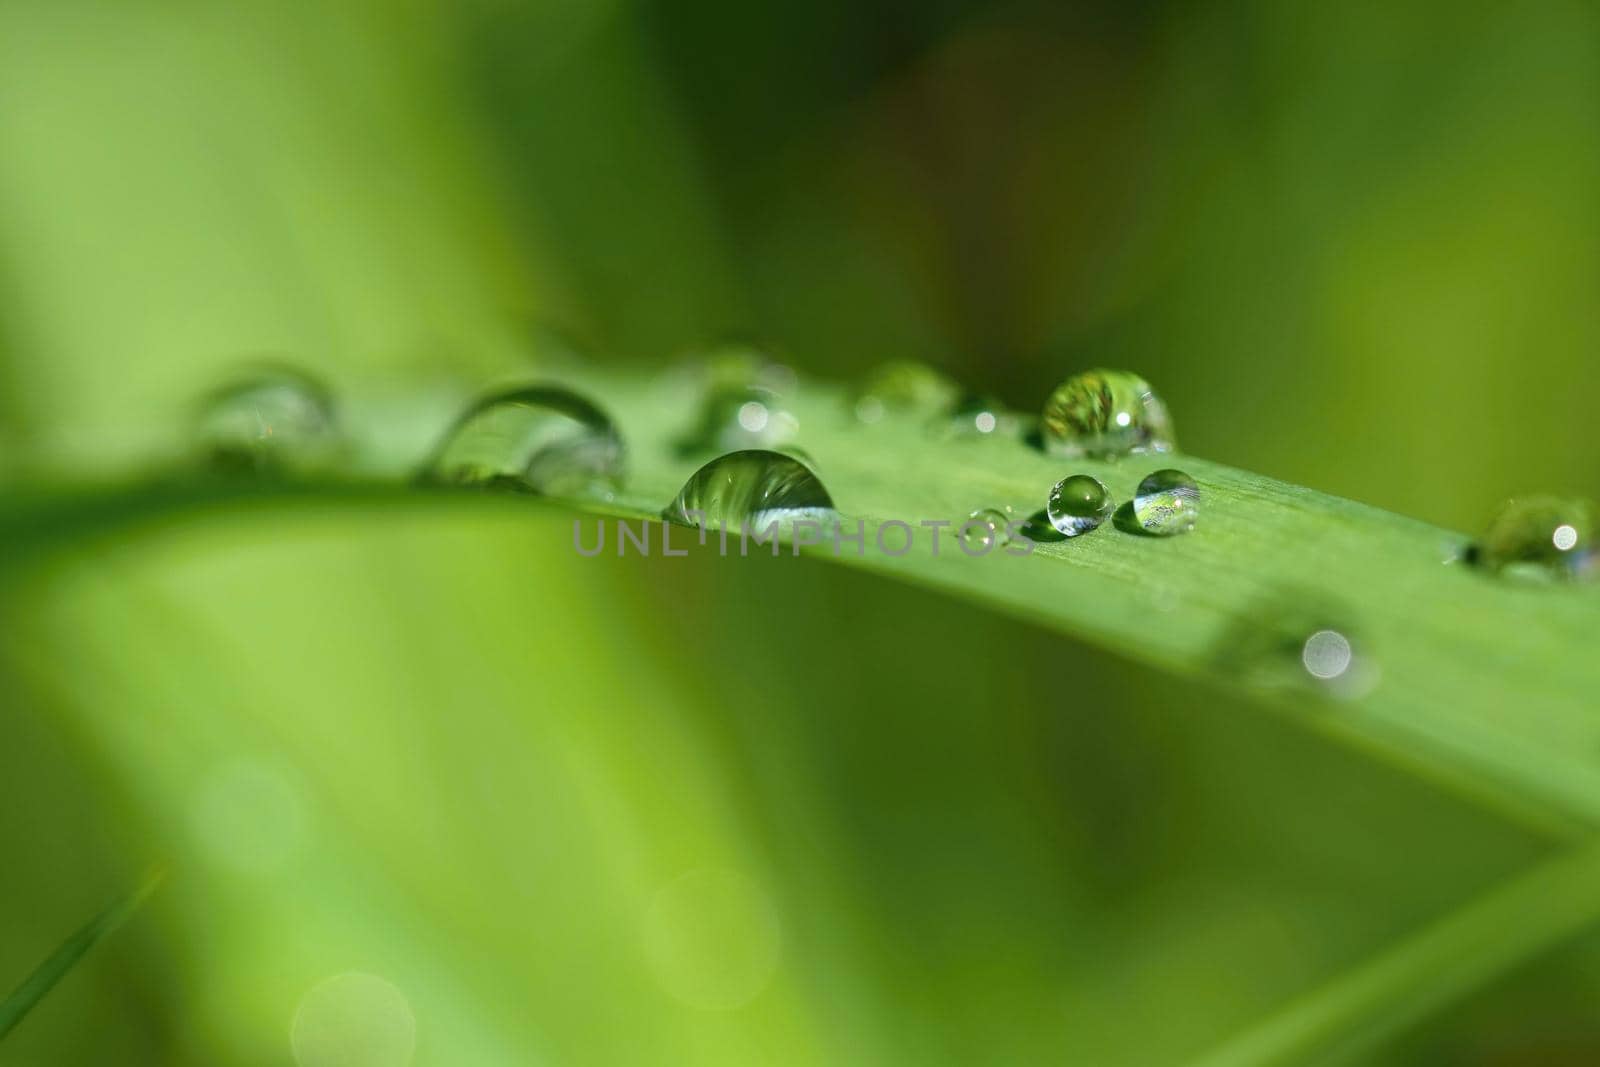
[194,365,342,479]
[424,383,626,501]
[1475,495,1599,583]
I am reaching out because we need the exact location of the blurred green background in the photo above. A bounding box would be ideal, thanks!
[0,1,1597,1063]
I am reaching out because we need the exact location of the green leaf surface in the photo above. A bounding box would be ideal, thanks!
[5,369,1598,1061]
[6,365,1598,842]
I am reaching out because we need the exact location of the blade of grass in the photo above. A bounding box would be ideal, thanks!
[4,365,1599,847]
[5,368,1599,1060]
[0,870,163,1041]
[1188,842,1600,1067]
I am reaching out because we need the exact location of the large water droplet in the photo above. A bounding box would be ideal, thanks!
[1476,495,1599,583]
[423,384,625,499]
[852,361,959,423]
[1041,369,1175,458]
[664,450,833,532]
[1133,469,1200,536]
[195,367,341,477]
[959,508,1012,552]
[1047,475,1113,537]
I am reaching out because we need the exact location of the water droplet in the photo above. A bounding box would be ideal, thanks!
[190,759,307,877]
[959,508,1011,552]
[664,450,834,532]
[678,384,799,455]
[1040,369,1175,458]
[1143,583,1182,613]
[937,392,1016,439]
[851,361,959,423]
[291,973,416,1067]
[423,384,625,499]
[696,342,797,396]
[195,367,341,477]
[1476,495,1599,583]
[1047,475,1114,537]
[1132,468,1200,536]
[1216,598,1377,700]
[643,868,783,1011]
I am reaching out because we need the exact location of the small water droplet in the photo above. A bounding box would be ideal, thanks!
[679,382,799,455]
[423,384,625,499]
[195,367,341,477]
[937,392,1015,439]
[1133,469,1200,535]
[1143,584,1182,613]
[854,396,886,424]
[1046,475,1114,537]
[1216,598,1377,700]
[190,759,307,876]
[1476,495,1599,583]
[959,508,1011,552]
[701,342,797,394]
[643,868,783,1011]
[1041,369,1175,459]
[664,450,834,532]
[291,973,416,1067]
[851,361,959,423]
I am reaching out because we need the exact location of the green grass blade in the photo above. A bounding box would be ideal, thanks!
[5,366,1599,842]
[0,871,162,1041]
[1189,842,1600,1067]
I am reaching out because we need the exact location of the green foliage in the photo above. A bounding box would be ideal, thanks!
[0,0,1597,1062]
[3,367,1598,1061]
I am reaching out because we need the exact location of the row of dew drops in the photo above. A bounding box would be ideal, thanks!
[196,353,1598,701]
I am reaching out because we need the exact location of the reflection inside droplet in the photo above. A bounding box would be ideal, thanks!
[291,973,416,1067]
[1301,630,1353,680]
[1554,524,1579,552]
[974,411,998,434]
